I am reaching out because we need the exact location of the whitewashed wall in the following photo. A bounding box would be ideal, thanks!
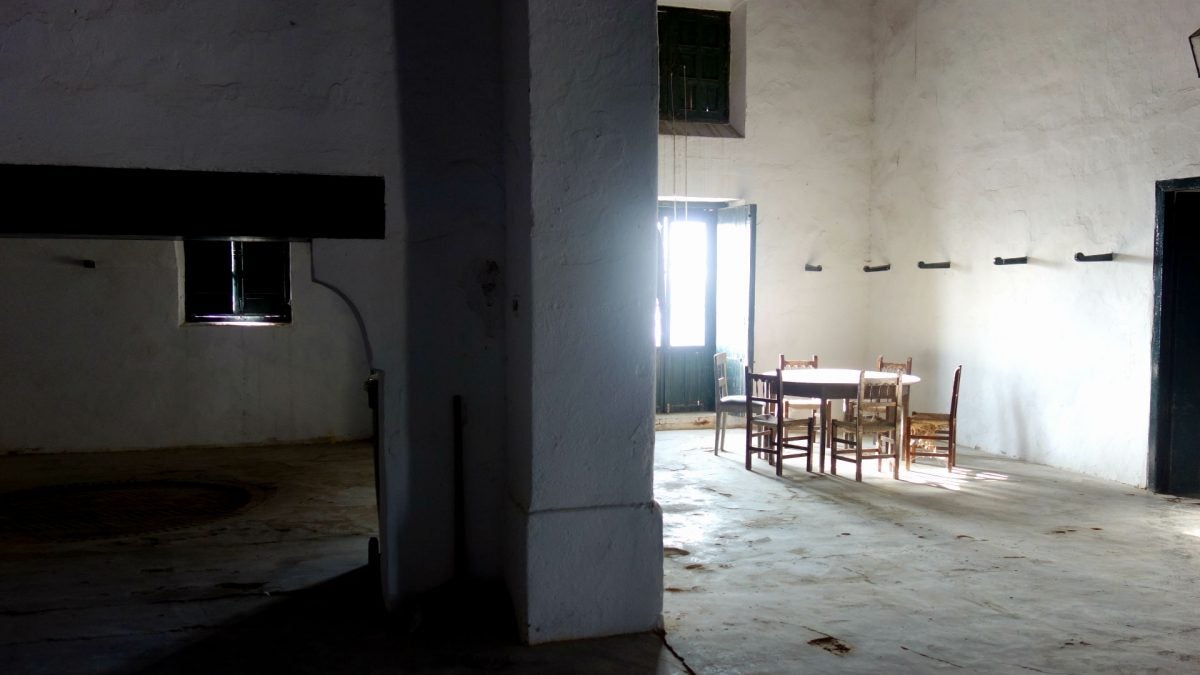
[0,0,661,631]
[658,0,876,370]
[0,0,394,451]
[0,241,369,450]
[662,0,1200,487]
[870,0,1200,485]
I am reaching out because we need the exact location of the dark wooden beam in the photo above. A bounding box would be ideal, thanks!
[0,164,385,239]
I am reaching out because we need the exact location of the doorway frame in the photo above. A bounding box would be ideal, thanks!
[1149,176,1200,492]
[656,201,722,413]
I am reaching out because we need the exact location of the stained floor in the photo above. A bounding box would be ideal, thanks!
[3,433,1200,673]
[0,441,682,674]
[660,429,1200,673]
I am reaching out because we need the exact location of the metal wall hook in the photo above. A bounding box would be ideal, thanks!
[1074,252,1114,262]
[863,264,891,273]
[993,256,1028,265]
[917,261,950,269]
[804,263,822,272]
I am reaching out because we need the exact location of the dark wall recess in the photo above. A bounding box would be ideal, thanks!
[1151,178,1200,495]
[0,164,384,240]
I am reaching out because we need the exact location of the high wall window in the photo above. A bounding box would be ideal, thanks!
[658,6,731,125]
[184,241,291,324]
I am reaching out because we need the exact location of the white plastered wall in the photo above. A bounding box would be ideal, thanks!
[0,240,369,451]
[1,0,662,629]
[0,1,395,452]
[869,0,1200,486]
[658,0,876,371]
[661,0,1200,487]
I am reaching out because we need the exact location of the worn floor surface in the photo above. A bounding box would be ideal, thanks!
[661,429,1200,673]
[0,442,681,674]
[3,432,1200,673]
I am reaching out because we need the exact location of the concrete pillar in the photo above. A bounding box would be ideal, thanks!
[503,0,663,643]
[314,0,509,606]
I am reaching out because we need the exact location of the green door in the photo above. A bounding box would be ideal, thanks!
[714,204,756,395]
[655,202,755,413]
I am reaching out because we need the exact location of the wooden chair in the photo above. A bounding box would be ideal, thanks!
[778,353,825,444]
[713,352,762,455]
[830,371,902,481]
[745,368,814,475]
[905,365,962,471]
[867,355,913,426]
[780,353,819,370]
[779,356,821,412]
[843,356,910,424]
[876,355,912,374]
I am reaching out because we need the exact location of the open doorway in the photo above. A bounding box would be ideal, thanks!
[655,201,755,413]
[1151,178,1200,495]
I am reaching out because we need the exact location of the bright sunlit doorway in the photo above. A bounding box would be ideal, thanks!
[655,201,755,414]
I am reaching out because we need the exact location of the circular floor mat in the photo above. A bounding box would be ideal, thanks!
[0,480,255,542]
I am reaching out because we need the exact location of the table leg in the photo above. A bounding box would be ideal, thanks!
[819,397,829,473]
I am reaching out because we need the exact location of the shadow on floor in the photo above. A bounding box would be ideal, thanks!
[133,566,681,675]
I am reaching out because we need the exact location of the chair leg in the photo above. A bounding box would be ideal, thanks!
[745,424,753,470]
[830,425,840,473]
[823,401,831,449]
[904,420,912,471]
[830,426,838,476]
[889,434,899,479]
[775,430,784,477]
[805,417,814,473]
[818,412,826,473]
[714,412,723,455]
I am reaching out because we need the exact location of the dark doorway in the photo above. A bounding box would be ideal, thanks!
[655,202,755,413]
[1151,178,1200,495]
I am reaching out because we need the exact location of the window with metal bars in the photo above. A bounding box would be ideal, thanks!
[184,240,291,324]
[658,6,731,124]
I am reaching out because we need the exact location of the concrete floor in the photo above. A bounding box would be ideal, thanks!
[0,441,683,674]
[661,429,1200,673]
[3,432,1200,673]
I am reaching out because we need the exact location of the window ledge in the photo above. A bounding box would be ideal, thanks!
[183,318,291,327]
[659,119,743,139]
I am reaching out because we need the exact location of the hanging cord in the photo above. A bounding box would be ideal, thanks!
[682,64,688,224]
[670,71,678,224]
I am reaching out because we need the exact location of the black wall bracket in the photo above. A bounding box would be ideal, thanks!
[993,256,1028,265]
[917,260,951,269]
[804,263,822,272]
[1074,251,1115,262]
[863,264,891,273]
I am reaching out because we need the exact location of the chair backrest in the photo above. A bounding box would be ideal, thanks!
[856,370,902,422]
[876,355,912,374]
[714,352,729,398]
[779,353,818,370]
[949,365,963,420]
[745,367,782,416]
[745,368,784,457]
